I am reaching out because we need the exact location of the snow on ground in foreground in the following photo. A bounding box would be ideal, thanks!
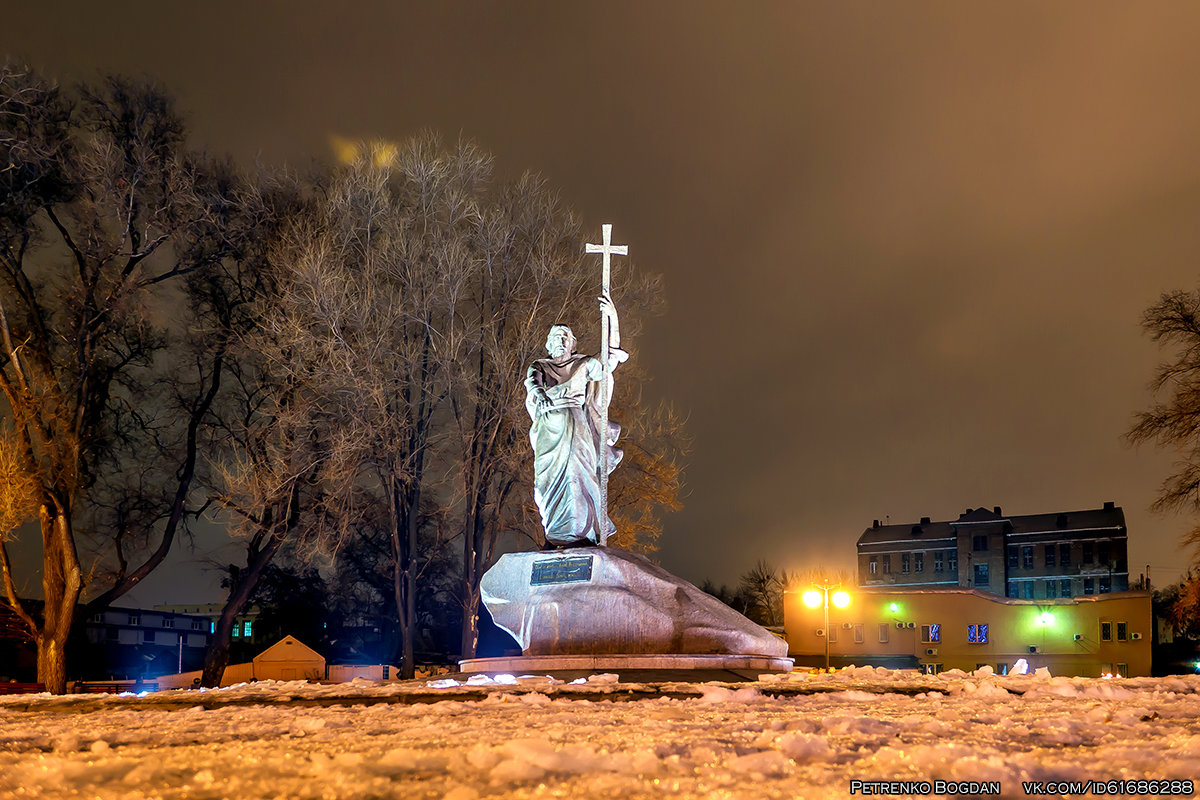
[2,667,1200,799]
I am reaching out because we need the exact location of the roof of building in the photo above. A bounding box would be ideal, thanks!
[857,503,1126,548]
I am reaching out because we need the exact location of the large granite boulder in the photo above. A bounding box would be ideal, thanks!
[480,547,787,658]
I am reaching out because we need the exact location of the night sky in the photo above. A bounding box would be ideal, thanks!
[7,2,1200,602]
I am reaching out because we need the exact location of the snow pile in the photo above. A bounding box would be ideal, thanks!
[1,668,1199,799]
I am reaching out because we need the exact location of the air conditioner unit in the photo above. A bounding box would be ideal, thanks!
[1073,634,1083,641]
[842,622,853,630]
[906,622,916,629]
[1028,645,1040,654]
[925,648,938,656]
[1131,632,1143,640]
[815,628,826,637]
[895,622,905,629]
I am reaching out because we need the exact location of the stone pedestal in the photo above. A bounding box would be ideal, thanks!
[474,547,789,662]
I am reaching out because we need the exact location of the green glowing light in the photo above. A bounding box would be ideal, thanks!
[1038,612,1054,625]
[888,603,900,613]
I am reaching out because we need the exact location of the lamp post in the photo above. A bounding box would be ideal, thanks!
[803,585,850,671]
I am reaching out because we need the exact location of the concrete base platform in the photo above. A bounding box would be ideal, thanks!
[458,653,793,682]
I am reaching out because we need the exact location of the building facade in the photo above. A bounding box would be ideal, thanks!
[784,586,1152,677]
[81,606,214,679]
[857,503,1129,599]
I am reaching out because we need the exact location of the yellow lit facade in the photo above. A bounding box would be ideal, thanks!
[783,587,1152,677]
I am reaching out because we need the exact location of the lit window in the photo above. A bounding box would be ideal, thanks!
[210,621,215,634]
[921,624,941,644]
[1099,576,1111,594]
[1100,621,1112,641]
[922,663,942,675]
[1116,622,1127,641]
[967,623,989,644]
[998,663,1009,675]
[869,556,878,575]
[128,614,140,625]
[973,563,989,587]
[243,621,252,638]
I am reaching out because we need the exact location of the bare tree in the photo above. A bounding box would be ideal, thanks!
[257,136,482,678]
[1128,288,1200,569]
[0,67,257,692]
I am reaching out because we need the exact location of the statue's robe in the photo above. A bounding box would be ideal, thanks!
[525,348,627,545]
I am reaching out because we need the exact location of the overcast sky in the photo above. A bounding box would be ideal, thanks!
[7,2,1200,601]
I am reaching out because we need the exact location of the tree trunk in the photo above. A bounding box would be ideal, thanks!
[200,535,284,687]
[39,505,81,694]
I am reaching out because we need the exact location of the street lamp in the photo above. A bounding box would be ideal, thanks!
[803,585,850,670]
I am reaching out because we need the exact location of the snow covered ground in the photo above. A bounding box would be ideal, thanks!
[2,667,1199,799]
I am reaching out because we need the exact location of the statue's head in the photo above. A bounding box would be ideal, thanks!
[545,324,576,359]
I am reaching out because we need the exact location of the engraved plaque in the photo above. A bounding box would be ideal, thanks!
[530,555,594,586]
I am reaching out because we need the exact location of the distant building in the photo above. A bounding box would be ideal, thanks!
[857,503,1129,599]
[81,606,213,679]
[153,603,259,642]
[784,586,1152,677]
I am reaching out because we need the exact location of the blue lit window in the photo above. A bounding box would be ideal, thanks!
[243,621,252,638]
[967,623,989,644]
[922,624,941,643]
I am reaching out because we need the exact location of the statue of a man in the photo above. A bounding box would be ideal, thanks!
[524,293,628,546]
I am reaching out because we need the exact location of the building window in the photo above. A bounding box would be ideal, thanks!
[1061,579,1072,597]
[91,612,105,623]
[1005,582,1016,598]
[973,563,989,587]
[882,555,891,574]
[1021,582,1033,599]
[922,663,942,675]
[1116,622,1127,641]
[947,550,958,573]
[869,556,878,575]
[128,614,140,626]
[143,630,154,644]
[191,620,203,631]
[914,552,924,573]
[1116,663,1128,677]
[853,624,864,644]
[1022,547,1033,569]
[163,618,174,629]
[973,535,988,552]
[1084,578,1095,595]
[878,623,889,643]
[827,625,838,643]
[1082,542,1094,564]
[243,621,253,638]
[967,623,989,643]
[106,626,119,641]
[1060,544,1071,568]
[1100,621,1112,641]
[1098,541,1112,565]
[1007,546,1018,569]
[901,553,910,574]
[934,552,944,573]
[1046,581,1057,599]
[1099,575,1111,594]
[1044,545,1056,568]
[921,624,941,644]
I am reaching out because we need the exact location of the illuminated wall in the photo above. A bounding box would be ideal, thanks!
[783,587,1152,677]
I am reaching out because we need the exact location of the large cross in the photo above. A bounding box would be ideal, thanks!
[586,223,627,547]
